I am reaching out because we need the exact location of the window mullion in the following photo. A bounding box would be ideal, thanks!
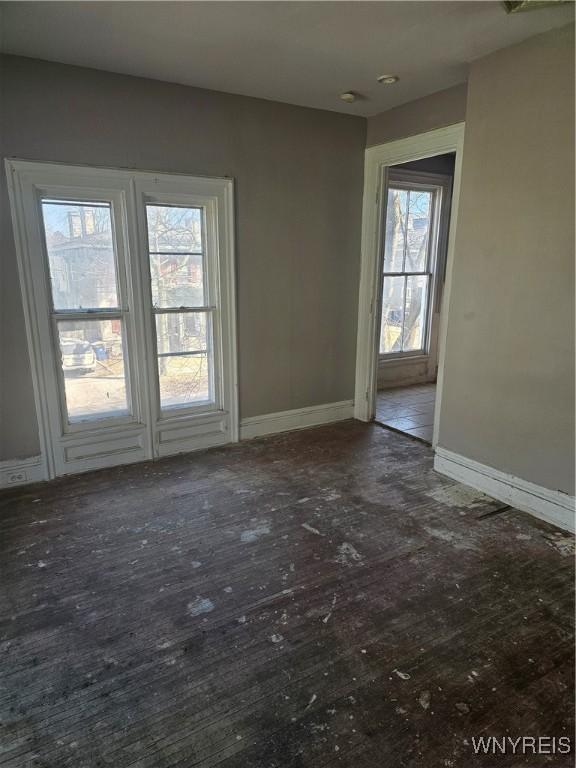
[152,305,215,314]
[52,309,125,321]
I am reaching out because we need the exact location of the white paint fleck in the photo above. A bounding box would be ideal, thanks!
[393,669,411,680]
[240,523,271,543]
[37,560,47,568]
[187,597,215,617]
[271,634,284,644]
[305,693,317,710]
[544,533,575,557]
[191,561,202,569]
[157,640,173,650]
[223,586,233,593]
[427,484,490,508]
[301,522,324,537]
[322,594,338,624]
[422,525,475,551]
[419,691,431,710]
[335,542,364,567]
[237,615,247,624]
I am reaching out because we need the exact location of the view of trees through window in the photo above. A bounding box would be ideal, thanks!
[41,200,128,422]
[380,186,433,355]
[146,205,212,408]
[40,199,214,420]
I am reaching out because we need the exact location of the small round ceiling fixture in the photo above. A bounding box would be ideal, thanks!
[377,74,399,85]
[339,91,357,103]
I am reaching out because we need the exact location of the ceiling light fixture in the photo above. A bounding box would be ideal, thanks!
[339,91,357,103]
[377,74,399,85]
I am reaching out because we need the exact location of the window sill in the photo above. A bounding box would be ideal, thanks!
[378,354,429,367]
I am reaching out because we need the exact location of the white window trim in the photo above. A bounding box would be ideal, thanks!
[354,123,465,447]
[6,159,238,478]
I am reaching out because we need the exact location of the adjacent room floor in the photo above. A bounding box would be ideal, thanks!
[375,383,437,443]
[0,421,573,768]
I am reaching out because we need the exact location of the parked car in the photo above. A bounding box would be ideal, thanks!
[59,338,96,374]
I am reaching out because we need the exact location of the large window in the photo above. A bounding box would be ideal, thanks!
[40,199,131,423]
[146,204,214,410]
[379,181,441,357]
[7,160,237,478]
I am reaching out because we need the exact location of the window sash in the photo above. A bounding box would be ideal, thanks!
[36,191,138,429]
[143,200,219,415]
[380,183,443,359]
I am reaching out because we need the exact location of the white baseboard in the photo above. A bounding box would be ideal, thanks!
[434,446,575,534]
[0,402,354,489]
[240,400,354,441]
[0,456,47,490]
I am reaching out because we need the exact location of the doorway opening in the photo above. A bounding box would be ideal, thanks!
[353,122,465,446]
[375,152,455,443]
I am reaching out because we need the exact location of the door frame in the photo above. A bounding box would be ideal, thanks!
[353,122,465,446]
[5,158,238,479]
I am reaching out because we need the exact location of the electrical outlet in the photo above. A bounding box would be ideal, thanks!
[7,470,27,484]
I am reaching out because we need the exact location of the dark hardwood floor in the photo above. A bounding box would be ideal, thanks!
[0,421,574,767]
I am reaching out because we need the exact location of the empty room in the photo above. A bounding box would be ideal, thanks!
[0,2,574,766]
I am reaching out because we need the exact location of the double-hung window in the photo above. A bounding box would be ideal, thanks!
[7,161,237,479]
[145,204,214,411]
[379,175,446,359]
[40,197,134,424]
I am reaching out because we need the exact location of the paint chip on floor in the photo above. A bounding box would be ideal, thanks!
[187,597,215,616]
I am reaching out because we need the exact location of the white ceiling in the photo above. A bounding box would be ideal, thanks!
[1,1,573,117]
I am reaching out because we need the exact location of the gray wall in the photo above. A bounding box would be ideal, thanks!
[396,153,456,176]
[439,25,575,495]
[366,83,467,147]
[0,55,366,461]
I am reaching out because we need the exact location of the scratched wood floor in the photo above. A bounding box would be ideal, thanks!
[0,421,574,768]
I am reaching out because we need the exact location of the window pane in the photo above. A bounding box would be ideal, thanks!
[405,190,432,272]
[155,313,212,409]
[380,276,405,354]
[149,253,204,308]
[41,200,119,310]
[146,206,205,307]
[158,353,211,409]
[146,205,203,253]
[57,319,129,422]
[383,189,407,273]
[155,312,207,355]
[403,275,429,352]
